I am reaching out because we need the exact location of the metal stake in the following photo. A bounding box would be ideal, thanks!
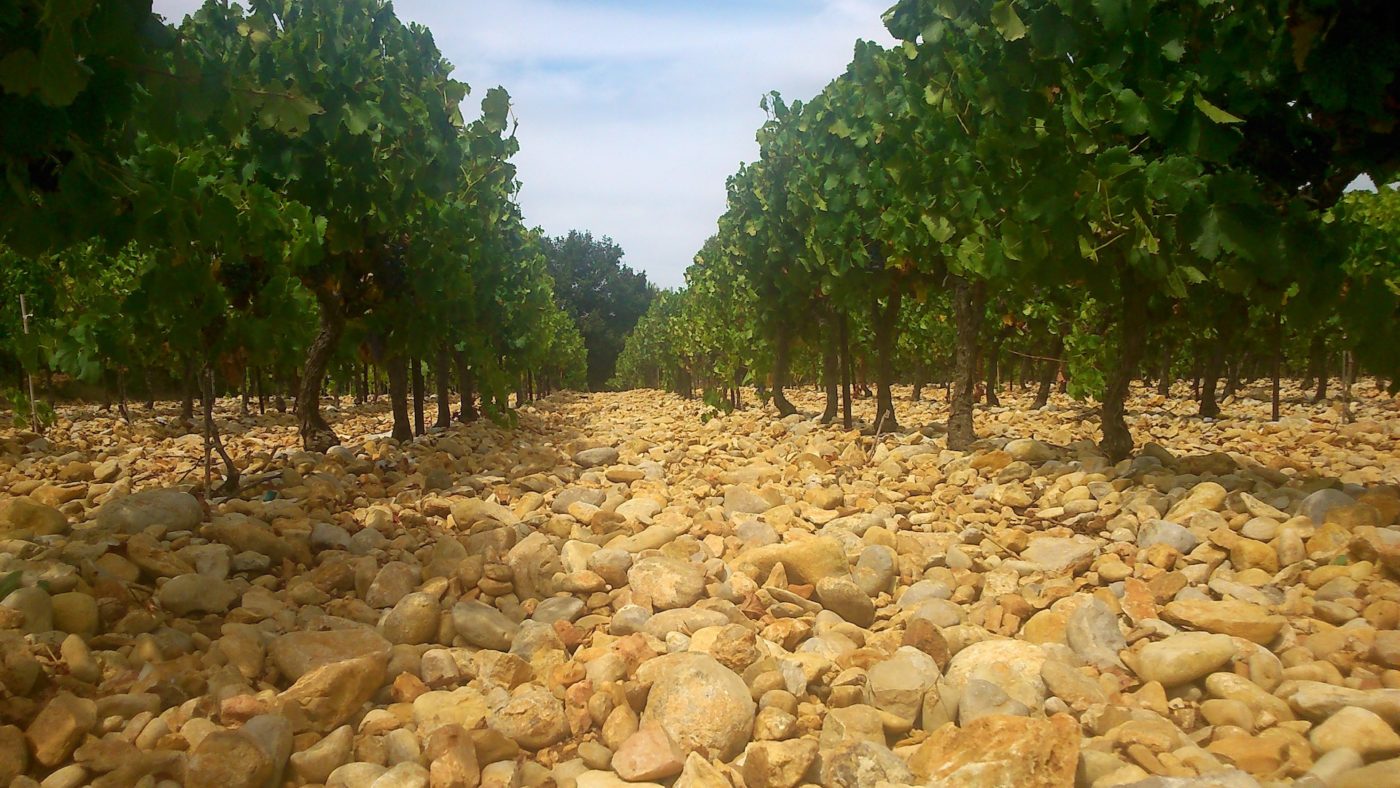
[18,293,39,433]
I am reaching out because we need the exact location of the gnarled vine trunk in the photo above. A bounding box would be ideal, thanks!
[116,369,131,424]
[948,275,985,450]
[1033,335,1063,409]
[1308,333,1328,402]
[984,332,1002,407]
[771,321,797,417]
[1099,267,1146,462]
[871,290,902,433]
[201,364,240,495]
[387,354,413,442]
[455,351,477,423]
[911,372,926,403]
[298,291,345,452]
[179,357,197,424]
[1199,341,1225,418]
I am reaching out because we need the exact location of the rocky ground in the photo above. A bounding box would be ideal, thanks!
[1,381,1399,788]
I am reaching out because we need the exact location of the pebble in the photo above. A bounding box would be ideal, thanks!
[815,575,875,627]
[1138,518,1200,553]
[486,687,568,750]
[638,652,755,760]
[450,600,518,650]
[1135,632,1237,686]
[1310,705,1400,757]
[611,723,685,781]
[380,592,441,645]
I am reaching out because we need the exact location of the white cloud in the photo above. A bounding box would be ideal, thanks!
[152,0,895,287]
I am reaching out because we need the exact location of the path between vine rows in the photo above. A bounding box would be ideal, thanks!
[2,383,1400,788]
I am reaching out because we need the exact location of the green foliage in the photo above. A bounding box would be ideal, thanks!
[612,290,691,391]
[1330,185,1400,388]
[0,0,599,454]
[3,388,54,429]
[543,231,654,390]
[611,0,1398,457]
[699,386,735,423]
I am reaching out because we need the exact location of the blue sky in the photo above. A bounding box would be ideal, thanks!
[152,0,896,288]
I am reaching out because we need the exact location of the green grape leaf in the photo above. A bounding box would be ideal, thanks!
[259,93,323,136]
[38,30,85,106]
[1193,93,1244,124]
[1116,89,1149,135]
[343,104,372,134]
[1193,209,1222,259]
[990,2,1027,42]
[481,87,511,133]
[921,214,955,243]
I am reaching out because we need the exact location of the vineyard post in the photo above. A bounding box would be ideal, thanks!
[18,293,40,433]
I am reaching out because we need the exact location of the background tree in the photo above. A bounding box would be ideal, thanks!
[542,231,654,390]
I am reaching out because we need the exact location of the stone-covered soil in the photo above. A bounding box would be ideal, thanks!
[1,382,1399,788]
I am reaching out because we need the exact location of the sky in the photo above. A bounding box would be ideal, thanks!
[150,0,897,288]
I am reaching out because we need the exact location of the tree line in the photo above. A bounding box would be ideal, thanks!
[614,0,1400,459]
[0,0,684,489]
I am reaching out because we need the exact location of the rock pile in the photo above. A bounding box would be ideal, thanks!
[0,382,1398,787]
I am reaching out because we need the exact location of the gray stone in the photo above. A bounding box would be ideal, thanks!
[242,715,294,788]
[311,522,352,551]
[574,447,620,468]
[589,547,632,587]
[1300,489,1355,525]
[958,678,1030,723]
[819,740,915,788]
[505,532,561,601]
[553,488,607,514]
[451,600,518,650]
[944,639,1048,711]
[157,574,237,616]
[96,489,202,534]
[1137,519,1200,554]
[533,596,585,625]
[1067,597,1127,670]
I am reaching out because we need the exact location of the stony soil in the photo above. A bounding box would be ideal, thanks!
[1,382,1399,788]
